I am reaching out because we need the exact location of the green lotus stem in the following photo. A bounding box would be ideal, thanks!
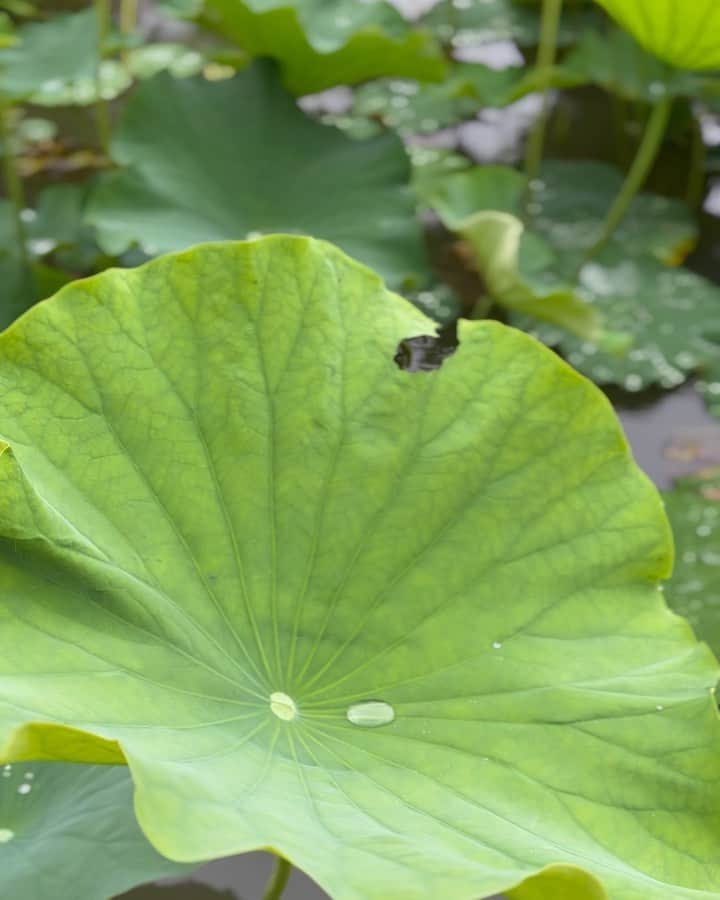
[0,104,29,270]
[687,109,706,210]
[262,855,292,900]
[584,95,672,262]
[523,0,564,210]
[120,0,139,34]
[94,0,112,154]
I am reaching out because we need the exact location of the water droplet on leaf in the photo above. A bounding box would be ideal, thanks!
[17,784,31,795]
[270,692,298,721]
[0,829,14,844]
[347,700,395,728]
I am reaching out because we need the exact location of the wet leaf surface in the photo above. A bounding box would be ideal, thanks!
[0,762,191,900]
[0,238,717,900]
[664,467,720,658]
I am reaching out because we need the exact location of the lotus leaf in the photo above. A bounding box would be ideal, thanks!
[199,0,445,94]
[549,27,713,103]
[86,63,428,290]
[516,249,720,391]
[418,160,697,264]
[423,0,601,50]
[0,761,191,899]
[0,237,718,900]
[329,64,526,139]
[664,467,720,658]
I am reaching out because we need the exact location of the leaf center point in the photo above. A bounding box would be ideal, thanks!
[270,692,298,722]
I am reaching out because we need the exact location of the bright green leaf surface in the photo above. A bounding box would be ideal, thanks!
[0,761,191,899]
[0,238,718,900]
[594,0,720,71]
[664,467,720,659]
[86,63,428,290]
[507,863,608,900]
[199,0,445,94]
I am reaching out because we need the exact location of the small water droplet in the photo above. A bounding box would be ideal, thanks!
[17,784,31,795]
[0,829,14,844]
[492,641,502,649]
[347,700,395,728]
[23,772,34,781]
[245,230,263,240]
[656,704,664,711]
[270,692,298,721]
[697,524,712,537]
[624,374,643,392]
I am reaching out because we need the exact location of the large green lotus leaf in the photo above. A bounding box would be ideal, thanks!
[422,0,601,50]
[663,467,720,659]
[328,64,527,140]
[515,250,720,391]
[547,26,711,103]
[0,761,191,899]
[0,237,719,899]
[594,0,720,71]
[85,64,428,290]
[198,0,445,94]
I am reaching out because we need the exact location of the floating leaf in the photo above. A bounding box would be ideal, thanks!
[594,0,720,71]
[329,64,526,139]
[663,467,720,659]
[86,63,428,290]
[0,9,111,105]
[422,0,601,50]
[198,0,445,94]
[548,26,713,103]
[516,249,720,391]
[419,160,697,265]
[528,160,697,265]
[0,761,191,899]
[0,237,718,900]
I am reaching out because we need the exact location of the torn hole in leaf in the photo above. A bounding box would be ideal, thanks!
[394,322,458,372]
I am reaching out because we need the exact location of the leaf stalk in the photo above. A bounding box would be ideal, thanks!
[584,94,672,263]
[262,854,292,900]
[523,0,564,212]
